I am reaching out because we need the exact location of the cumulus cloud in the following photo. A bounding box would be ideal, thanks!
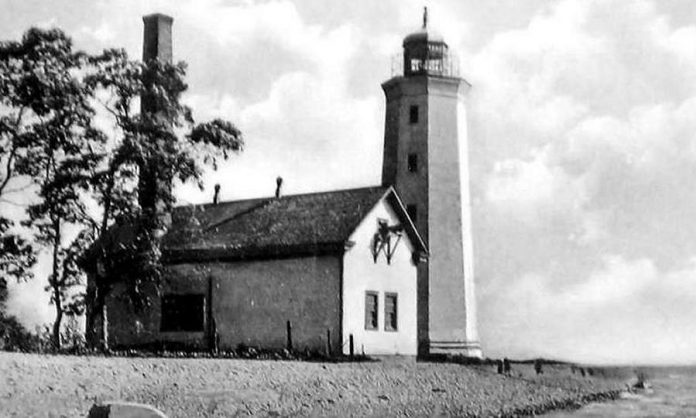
[484,256,696,364]
[476,0,696,362]
[79,21,115,43]
[172,0,384,202]
[485,149,587,227]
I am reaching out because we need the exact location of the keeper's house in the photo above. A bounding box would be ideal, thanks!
[100,186,426,356]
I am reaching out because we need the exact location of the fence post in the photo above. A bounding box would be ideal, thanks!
[349,334,354,358]
[286,320,293,351]
[326,329,332,357]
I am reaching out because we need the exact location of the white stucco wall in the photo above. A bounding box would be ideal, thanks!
[342,197,418,356]
[457,97,480,349]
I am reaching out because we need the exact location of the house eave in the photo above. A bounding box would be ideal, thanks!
[162,242,345,264]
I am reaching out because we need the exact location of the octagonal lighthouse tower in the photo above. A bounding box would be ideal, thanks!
[382,9,482,357]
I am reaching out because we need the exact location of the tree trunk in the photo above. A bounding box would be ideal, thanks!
[85,280,110,351]
[85,173,115,351]
[84,283,94,345]
[50,217,62,350]
[102,298,108,351]
[52,294,63,349]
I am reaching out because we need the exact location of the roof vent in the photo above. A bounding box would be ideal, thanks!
[213,184,221,205]
[275,177,283,198]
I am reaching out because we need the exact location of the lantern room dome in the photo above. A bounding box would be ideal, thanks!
[403,6,446,46]
[403,27,445,47]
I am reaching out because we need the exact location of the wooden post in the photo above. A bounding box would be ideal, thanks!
[102,303,109,351]
[286,320,293,351]
[349,334,354,358]
[326,329,332,357]
[207,276,217,354]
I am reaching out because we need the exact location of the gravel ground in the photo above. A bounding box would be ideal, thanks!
[0,352,623,417]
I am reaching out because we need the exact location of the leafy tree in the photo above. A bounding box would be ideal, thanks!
[0,29,54,316]
[1,26,244,351]
[83,48,243,349]
[1,28,103,348]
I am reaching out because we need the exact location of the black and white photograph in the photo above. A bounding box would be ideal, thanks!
[1,1,696,416]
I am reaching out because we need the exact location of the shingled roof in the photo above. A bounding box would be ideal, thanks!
[163,186,426,262]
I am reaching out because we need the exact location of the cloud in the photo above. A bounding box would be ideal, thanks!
[482,255,696,364]
[475,0,696,363]
[485,148,588,227]
[172,1,384,203]
[79,21,115,43]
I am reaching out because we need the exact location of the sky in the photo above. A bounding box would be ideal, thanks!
[2,0,696,365]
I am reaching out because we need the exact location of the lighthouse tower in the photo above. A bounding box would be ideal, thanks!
[381,9,481,357]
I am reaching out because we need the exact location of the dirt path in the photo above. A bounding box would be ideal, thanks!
[0,352,621,417]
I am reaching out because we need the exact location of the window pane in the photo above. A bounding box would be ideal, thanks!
[385,293,398,331]
[161,294,205,332]
[365,292,378,330]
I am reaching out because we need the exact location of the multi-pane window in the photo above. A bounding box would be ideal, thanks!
[407,153,418,173]
[409,105,419,124]
[161,294,205,332]
[406,204,417,224]
[365,291,378,330]
[385,293,398,331]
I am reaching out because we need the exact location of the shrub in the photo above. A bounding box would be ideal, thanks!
[0,313,40,351]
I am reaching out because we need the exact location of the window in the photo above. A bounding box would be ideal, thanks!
[365,291,378,330]
[385,293,398,331]
[410,59,423,73]
[406,204,417,223]
[161,294,205,332]
[407,153,418,173]
[409,105,419,124]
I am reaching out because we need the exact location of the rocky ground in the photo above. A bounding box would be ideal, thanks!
[0,352,626,417]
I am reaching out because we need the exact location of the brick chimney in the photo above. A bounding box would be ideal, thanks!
[140,13,173,118]
[142,13,173,63]
[138,13,174,216]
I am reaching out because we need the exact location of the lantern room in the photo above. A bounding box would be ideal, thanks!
[400,7,459,78]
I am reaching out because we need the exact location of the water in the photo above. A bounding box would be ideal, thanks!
[546,367,696,417]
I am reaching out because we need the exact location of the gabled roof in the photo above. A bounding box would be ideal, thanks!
[163,186,426,262]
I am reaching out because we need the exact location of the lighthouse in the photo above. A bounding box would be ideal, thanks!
[381,8,482,357]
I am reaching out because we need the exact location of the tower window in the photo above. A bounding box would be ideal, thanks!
[407,153,418,173]
[406,204,417,223]
[409,105,419,124]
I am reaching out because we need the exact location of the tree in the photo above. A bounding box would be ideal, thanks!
[0,29,54,317]
[1,28,103,348]
[82,48,243,349]
[0,26,243,350]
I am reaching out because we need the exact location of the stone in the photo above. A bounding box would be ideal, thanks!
[87,402,168,418]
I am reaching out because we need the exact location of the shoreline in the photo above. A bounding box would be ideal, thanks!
[0,351,628,417]
[509,389,624,417]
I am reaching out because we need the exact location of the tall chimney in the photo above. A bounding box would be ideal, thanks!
[142,13,173,63]
[140,14,173,116]
[138,13,174,215]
